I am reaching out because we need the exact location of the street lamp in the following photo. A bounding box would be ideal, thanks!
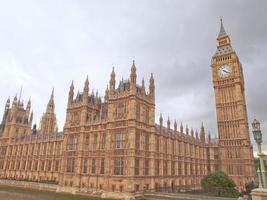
[252,118,267,188]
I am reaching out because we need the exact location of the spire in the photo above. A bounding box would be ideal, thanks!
[26,97,31,111]
[68,80,74,105]
[130,60,137,88]
[200,122,205,143]
[83,76,89,104]
[104,85,109,102]
[141,78,145,94]
[110,67,116,91]
[159,113,163,127]
[218,17,227,38]
[186,125,189,135]
[12,94,18,106]
[167,116,170,129]
[149,73,155,99]
[190,127,194,137]
[174,119,177,131]
[180,122,183,133]
[5,97,10,110]
[51,88,54,100]
[46,88,55,113]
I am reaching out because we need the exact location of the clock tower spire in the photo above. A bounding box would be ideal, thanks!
[211,19,256,189]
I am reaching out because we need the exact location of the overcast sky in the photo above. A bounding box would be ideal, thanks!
[0,0,266,151]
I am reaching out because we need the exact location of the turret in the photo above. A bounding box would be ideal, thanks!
[68,81,74,105]
[83,76,89,104]
[109,67,116,92]
[130,60,137,89]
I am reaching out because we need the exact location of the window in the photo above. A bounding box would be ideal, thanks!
[47,161,51,171]
[135,131,140,149]
[144,134,149,151]
[100,158,105,174]
[136,103,140,121]
[115,133,124,149]
[163,161,167,176]
[55,160,59,171]
[155,160,159,176]
[91,158,96,174]
[114,157,124,175]
[144,159,149,176]
[93,134,98,149]
[41,161,45,171]
[83,159,88,174]
[116,103,125,118]
[135,158,139,176]
[85,135,90,147]
[156,137,159,152]
[66,158,75,173]
[172,161,175,175]
[34,161,38,171]
[67,135,77,151]
[101,133,106,149]
[145,107,149,123]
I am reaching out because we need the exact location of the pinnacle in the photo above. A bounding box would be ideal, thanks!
[218,17,227,38]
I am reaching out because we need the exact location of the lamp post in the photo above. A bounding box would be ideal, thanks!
[252,118,267,188]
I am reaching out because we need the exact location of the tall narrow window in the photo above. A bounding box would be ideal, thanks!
[67,135,77,151]
[115,133,124,149]
[101,133,106,149]
[100,158,105,174]
[136,103,140,121]
[156,137,159,152]
[144,134,149,151]
[144,159,149,176]
[91,158,96,174]
[83,159,88,174]
[135,158,139,176]
[114,157,124,175]
[135,131,140,149]
[93,134,98,150]
[66,158,75,173]
[155,160,160,176]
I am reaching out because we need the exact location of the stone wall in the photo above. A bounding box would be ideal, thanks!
[0,179,58,192]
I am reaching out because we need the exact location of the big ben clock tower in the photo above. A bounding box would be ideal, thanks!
[211,19,256,188]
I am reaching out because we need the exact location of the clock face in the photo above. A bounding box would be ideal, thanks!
[218,64,232,78]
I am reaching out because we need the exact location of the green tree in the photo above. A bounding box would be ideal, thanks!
[201,171,240,197]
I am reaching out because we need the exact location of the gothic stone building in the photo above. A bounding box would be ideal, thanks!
[0,21,255,193]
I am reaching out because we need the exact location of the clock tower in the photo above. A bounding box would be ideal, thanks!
[211,19,256,188]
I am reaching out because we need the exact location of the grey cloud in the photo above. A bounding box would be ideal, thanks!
[0,0,266,151]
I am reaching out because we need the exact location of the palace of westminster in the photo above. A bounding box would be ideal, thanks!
[0,21,256,193]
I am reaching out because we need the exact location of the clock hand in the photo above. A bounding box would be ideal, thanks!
[222,69,230,73]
